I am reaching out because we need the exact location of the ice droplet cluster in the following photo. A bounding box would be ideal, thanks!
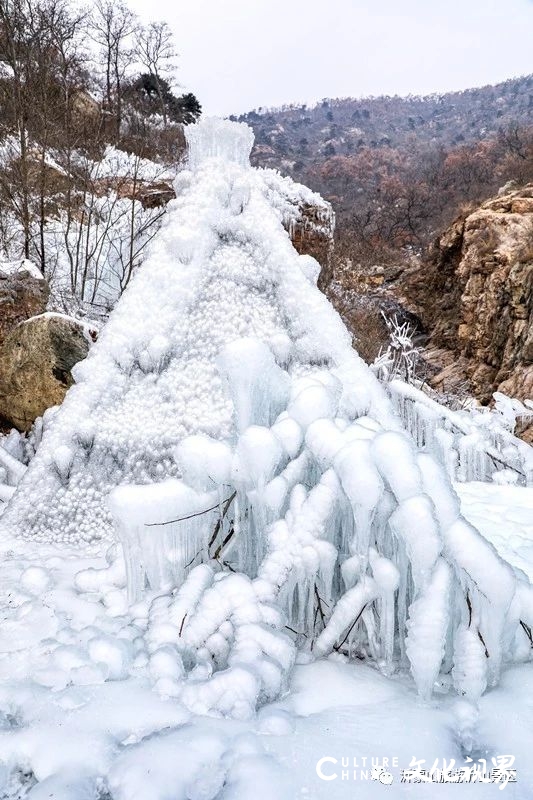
[3,118,533,718]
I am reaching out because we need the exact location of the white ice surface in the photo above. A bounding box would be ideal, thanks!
[0,481,532,798]
[457,482,533,581]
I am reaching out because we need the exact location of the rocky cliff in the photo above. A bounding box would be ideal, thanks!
[330,184,533,436]
[409,185,533,406]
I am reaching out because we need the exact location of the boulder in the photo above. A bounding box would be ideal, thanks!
[0,260,49,348]
[0,313,95,431]
[71,90,100,127]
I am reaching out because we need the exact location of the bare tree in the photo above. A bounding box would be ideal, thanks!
[135,21,176,127]
[0,0,187,315]
[0,0,87,271]
[90,0,137,142]
[52,150,168,316]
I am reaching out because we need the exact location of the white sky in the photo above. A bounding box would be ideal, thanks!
[128,0,533,116]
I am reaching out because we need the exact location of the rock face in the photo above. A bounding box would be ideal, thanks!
[288,200,335,290]
[95,177,177,209]
[0,313,94,431]
[258,170,334,290]
[0,260,49,348]
[409,185,533,403]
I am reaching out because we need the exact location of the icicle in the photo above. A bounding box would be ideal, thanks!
[108,480,219,602]
[314,575,380,657]
[406,559,451,701]
[218,339,290,432]
[452,626,488,702]
[369,548,400,669]
[334,439,383,561]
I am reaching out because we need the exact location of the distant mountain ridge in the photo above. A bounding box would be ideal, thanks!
[235,75,533,173]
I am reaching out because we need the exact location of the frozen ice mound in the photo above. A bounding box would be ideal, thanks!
[3,118,533,718]
[0,117,380,545]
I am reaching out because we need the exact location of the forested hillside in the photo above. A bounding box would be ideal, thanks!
[0,0,200,317]
[237,76,533,164]
[236,76,533,262]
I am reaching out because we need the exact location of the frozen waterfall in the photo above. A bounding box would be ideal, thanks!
[2,118,533,719]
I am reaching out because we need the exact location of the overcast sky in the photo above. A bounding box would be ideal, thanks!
[128,0,533,116]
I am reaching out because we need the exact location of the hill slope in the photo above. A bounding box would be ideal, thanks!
[234,76,533,268]
[236,75,533,173]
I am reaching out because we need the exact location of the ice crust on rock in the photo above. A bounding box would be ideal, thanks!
[2,118,533,718]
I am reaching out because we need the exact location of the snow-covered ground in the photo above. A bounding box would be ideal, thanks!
[0,480,531,799]
[458,482,533,582]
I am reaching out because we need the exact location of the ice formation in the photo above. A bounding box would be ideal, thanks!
[2,118,533,718]
[388,379,533,485]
